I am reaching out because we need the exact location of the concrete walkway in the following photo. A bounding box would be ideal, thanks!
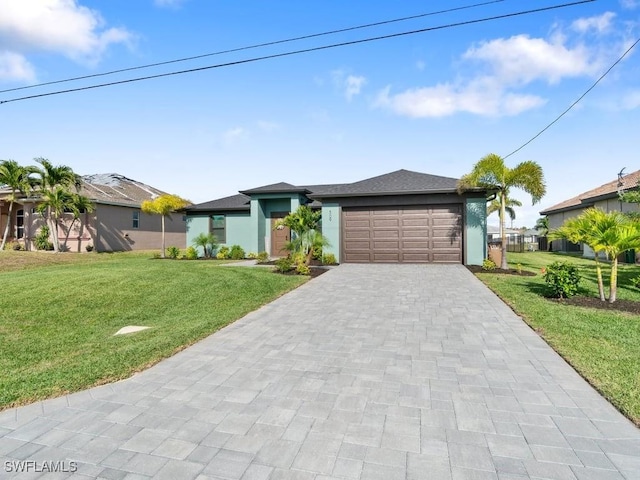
[1,264,638,479]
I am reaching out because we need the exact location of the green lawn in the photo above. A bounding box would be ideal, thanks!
[0,251,306,409]
[475,251,640,425]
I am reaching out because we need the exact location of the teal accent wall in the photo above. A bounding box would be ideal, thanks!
[185,215,210,256]
[465,198,487,266]
[225,213,252,251]
[249,199,264,253]
[321,203,340,260]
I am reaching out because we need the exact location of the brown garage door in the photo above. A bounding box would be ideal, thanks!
[342,205,462,263]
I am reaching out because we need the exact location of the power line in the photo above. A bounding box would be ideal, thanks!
[503,36,640,159]
[0,0,594,105]
[0,0,505,95]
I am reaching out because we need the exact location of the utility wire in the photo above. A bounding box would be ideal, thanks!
[0,0,594,105]
[503,36,640,159]
[0,0,506,94]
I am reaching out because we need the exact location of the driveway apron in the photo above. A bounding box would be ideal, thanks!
[1,264,638,479]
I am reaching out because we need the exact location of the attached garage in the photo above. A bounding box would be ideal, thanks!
[342,205,462,263]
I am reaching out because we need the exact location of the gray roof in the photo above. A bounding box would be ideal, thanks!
[309,169,460,198]
[79,174,168,206]
[240,182,310,195]
[185,193,250,212]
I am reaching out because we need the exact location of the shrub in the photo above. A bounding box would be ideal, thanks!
[166,246,180,259]
[630,275,640,290]
[295,262,311,275]
[85,244,94,252]
[246,252,258,259]
[185,246,198,260]
[516,263,523,275]
[152,252,161,259]
[274,257,293,273]
[4,241,23,251]
[256,251,270,263]
[229,245,246,260]
[312,246,323,261]
[34,226,54,251]
[322,253,337,265]
[543,261,581,298]
[482,258,496,271]
[216,246,230,259]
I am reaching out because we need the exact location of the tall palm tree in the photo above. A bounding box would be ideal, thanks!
[458,153,546,269]
[535,216,549,236]
[487,193,522,224]
[0,160,36,250]
[62,193,95,251]
[33,158,82,252]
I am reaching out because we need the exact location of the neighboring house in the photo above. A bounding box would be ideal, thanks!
[487,226,540,252]
[184,169,492,265]
[540,169,640,256]
[0,173,185,252]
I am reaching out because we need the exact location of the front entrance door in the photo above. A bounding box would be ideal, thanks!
[271,212,290,257]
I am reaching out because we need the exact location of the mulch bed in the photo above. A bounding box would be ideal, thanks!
[549,296,640,315]
[466,265,536,276]
[276,266,329,278]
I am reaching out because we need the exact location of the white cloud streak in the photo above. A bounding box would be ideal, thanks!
[0,51,35,82]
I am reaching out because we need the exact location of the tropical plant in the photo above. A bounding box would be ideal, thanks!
[140,194,190,258]
[487,193,522,224]
[185,246,198,260]
[256,251,270,263]
[61,193,95,251]
[274,256,293,273]
[482,258,497,271]
[192,232,218,258]
[229,245,246,260]
[166,246,181,259]
[543,261,581,298]
[321,253,337,265]
[33,158,82,252]
[457,153,546,270]
[34,225,53,251]
[0,160,37,250]
[216,246,230,259]
[535,216,549,236]
[275,206,329,266]
[550,208,640,303]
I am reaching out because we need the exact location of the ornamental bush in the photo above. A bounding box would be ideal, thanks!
[543,261,581,298]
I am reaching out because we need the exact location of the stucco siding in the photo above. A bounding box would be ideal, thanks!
[321,203,340,260]
[465,198,487,266]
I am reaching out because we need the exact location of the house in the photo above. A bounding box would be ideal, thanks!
[184,169,492,265]
[487,227,541,252]
[540,169,640,255]
[0,173,185,252]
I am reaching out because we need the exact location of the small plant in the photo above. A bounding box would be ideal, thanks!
[482,258,496,271]
[630,275,640,290]
[296,262,311,275]
[543,261,581,298]
[192,232,218,258]
[216,246,230,259]
[166,246,181,259]
[274,256,293,273]
[256,251,270,263]
[322,253,337,265]
[85,244,94,252]
[4,241,23,251]
[34,226,53,251]
[312,246,323,261]
[516,263,523,274]
[229,245,246,260]
[152,252,161,259]
[185,246,198,260]
[246,252,258,259]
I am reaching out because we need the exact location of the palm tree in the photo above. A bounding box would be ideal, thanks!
[62,194,95,251]
[33,158,82,252]
[535,216,549,236]
[487,193,522,224]
[0,160,36,250]
[275,206,329,266]
[141,194,190,258]
[192,232,218,258]
[550,209,640,303]
[458,153,546,269]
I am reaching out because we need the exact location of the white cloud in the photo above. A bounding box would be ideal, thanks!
[0,51,35,82]
[0,0,133,66]
[331,70,367,101]
[571,12,616,34]
[154,0,188,8]
[222,127,247,144]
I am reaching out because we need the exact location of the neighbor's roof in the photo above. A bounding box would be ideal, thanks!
[540,169,640,215]
[309,169,462,198]
[185,194,250,212]
[80,173,168,207]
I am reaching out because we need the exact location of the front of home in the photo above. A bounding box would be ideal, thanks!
[0,173,185,252]
[185,169,491,265]
[540,169,640,258]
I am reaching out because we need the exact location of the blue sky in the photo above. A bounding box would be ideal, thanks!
[0,0,638,228]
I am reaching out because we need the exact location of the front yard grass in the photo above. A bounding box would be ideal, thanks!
[0,251,306,409]
[474,251,640,425]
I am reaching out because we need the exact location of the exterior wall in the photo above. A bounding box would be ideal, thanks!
[263,198,292,254]
[464,198,487,266]
[185,212,252,255]
[185,215,210,256]
[94,204,185,252]
[321,203,341,260]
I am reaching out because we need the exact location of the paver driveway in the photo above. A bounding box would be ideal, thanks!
[1,264,639,479]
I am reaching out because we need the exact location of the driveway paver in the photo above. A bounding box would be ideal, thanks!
[1,264,638,479]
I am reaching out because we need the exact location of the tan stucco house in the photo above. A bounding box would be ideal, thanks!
[0,173,185,252]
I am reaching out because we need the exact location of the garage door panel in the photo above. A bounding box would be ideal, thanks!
[342,205,462,263]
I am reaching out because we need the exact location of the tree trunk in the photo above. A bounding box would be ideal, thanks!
[63,217,78,252]
[500,191,508,270]
[0,200,14,251]
[609,258,618,303]
[594,255,606,302]
[161,215,166,259]
[48,208,61,252]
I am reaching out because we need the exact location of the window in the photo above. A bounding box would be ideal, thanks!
[210,215,225,243]
[132,210,140,229]
[16,209,24,239]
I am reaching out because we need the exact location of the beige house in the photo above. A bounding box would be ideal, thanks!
[0,173,185,252]
[540,169,640,257]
